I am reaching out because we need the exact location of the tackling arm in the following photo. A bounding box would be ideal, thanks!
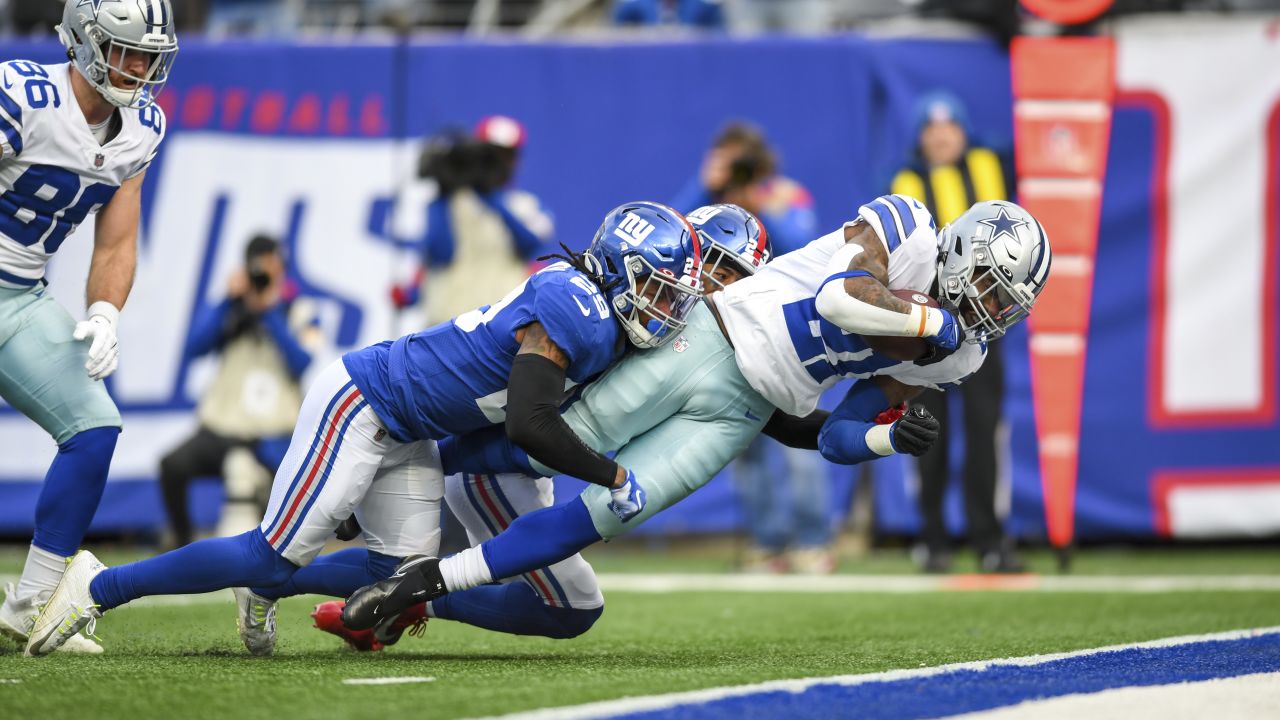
[506,321,626,489]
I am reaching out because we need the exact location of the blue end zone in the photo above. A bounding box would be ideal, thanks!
[621,633,1280,720]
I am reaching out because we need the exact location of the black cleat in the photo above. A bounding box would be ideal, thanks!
[342,556,447,631]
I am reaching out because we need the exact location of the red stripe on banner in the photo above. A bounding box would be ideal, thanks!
[1144,90,1278,428]
[1151,468,1280,537]
[268,387,362,546]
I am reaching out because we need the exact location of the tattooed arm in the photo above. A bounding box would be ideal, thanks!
[504,322,627,489]
[813,219,957,344]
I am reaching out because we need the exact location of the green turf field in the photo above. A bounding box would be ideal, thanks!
[2,543,1278,720]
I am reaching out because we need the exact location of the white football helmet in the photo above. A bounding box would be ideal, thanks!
[57,0,178,109]
[935,200,1052,343]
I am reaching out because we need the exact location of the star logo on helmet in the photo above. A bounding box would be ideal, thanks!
[77,0,113,13]
[978,207,1029,245]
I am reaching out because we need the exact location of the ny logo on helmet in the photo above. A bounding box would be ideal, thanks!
[613,213,656,246]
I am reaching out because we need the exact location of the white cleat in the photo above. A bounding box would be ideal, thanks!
[233,587,277,656]
[24,551,105,658]
[1,582,103,654]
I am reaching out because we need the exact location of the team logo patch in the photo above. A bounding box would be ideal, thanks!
[672,336,689,353]
[911,292,929,304]
[374,428,386,442]
[93,153,105,169]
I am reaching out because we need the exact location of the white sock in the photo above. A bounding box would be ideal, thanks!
[438,547,493,593]
[13,545,68,604]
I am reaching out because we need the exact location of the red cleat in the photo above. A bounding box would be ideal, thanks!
[311,600,429,652]
[312,600,383,652]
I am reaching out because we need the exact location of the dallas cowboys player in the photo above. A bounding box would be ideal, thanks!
[0,0,176,654]
[334,197,1051,641]
[24,202,704,657]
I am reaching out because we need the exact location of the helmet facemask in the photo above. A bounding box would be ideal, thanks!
[613,254,702,349]
[59,0,178,110]
[698,240,756,292]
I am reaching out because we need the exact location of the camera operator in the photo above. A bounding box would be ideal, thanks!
[159,235,318,547]
[392,115,554,325]
[672,121,816,256]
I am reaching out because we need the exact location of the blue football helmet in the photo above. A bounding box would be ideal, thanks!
[935,200,1052,343]
[585,202,704,349]
[686,204,771,291]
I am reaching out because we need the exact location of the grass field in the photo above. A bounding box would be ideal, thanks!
[2,543,1278,720]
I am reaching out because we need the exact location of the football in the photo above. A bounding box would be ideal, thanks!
[861,289,940,361]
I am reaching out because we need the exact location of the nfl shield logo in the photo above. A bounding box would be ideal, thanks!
[673,336,689,353]
[93,153,105,169]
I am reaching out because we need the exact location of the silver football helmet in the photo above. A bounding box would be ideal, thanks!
[935,200,1052,343]
[57,0,178,109]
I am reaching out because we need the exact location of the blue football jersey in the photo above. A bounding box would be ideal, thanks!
[343,262,622,442]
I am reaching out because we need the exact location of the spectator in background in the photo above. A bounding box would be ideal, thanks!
[160,235,318,548]
[890,90,1022,574]
[674,122,831,574]
[392,115,554,326]
[614,0,724,28]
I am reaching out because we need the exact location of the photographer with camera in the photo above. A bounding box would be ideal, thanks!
[159,235,319,548]
[392,115,555,325]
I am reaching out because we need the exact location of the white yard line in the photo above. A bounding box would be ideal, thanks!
[470,627,1280,720]
[341,676,436,685]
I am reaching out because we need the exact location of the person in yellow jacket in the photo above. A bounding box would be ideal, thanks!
[890,91,1023,574]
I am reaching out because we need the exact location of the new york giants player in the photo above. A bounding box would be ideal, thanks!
[0,0,176,654]
[334,197,1050,641]
[25,202,704,657]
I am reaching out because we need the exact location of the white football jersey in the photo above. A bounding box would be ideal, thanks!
[0,61,166,287]
[709,194,985,416]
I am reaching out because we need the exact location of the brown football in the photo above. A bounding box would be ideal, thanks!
[862,289,939,361]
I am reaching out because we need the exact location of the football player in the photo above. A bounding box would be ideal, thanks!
[0,0,177,654]
[332,197,1051,644]
[24,202,704,657]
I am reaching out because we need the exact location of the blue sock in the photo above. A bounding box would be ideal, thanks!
[251,547,400,600]
[433,582,602,639]
[32,427,119,557]
[479,497,603,581]
[90,529,296,611]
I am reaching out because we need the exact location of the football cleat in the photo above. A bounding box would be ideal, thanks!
[313,600,383,652]
[342,555,445,631]
[233,587,278,657]
[24,551,105,657]
[1,582,104,654]
[313,600,429,652]
[374,602,429,647]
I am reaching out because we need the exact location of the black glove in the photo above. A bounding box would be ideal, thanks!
[892,405,940,456]
[334,515,362,541]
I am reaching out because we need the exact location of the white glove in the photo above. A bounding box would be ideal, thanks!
[73,301,120,381]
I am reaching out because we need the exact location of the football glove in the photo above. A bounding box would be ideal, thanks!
[924,307,964,352]
[891,406,940,457]
[73,301,120,381]
[608,470,646,523]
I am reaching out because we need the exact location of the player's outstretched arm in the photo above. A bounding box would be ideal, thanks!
[813,220,963,351]
[817,376,939,465]
[73,170,145,380]
[509,321,644,521]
